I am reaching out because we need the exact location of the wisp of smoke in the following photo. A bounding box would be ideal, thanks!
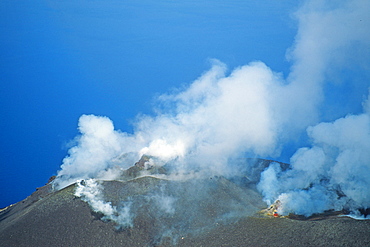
[54,0,370,224]
[75,179,133,228]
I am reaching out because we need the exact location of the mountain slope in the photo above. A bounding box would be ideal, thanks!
[1,159,369,246]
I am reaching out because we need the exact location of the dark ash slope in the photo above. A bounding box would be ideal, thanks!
[1,159,369,247]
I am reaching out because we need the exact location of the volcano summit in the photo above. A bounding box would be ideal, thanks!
[1,158,369,246]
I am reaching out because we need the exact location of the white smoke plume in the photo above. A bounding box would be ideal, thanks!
[54,115,140,189]
[257,0,370,218]
[258,105,370,217]
[53,0,370,219]
[75,179,133,227]
[53,60,287,189]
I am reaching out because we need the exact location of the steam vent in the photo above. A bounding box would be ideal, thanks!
[1,158,369,246]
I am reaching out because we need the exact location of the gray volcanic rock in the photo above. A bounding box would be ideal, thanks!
[1,159,369,246]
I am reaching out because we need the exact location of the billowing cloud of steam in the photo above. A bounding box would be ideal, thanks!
[54,60,288,190]
[55,115,140,189]
[258,102,370,217]
[256,0,370,218]
[54,0,370,219]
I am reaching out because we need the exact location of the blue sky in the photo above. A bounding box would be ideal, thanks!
[1,0,369,211]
